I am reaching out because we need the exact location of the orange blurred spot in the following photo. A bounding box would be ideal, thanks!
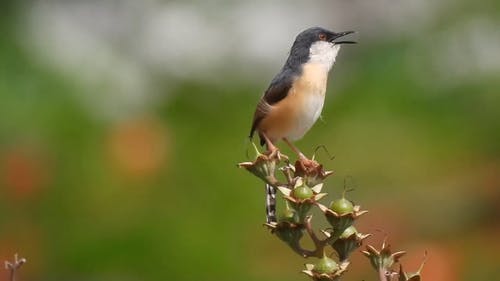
[404,243,462,281]
[356,203,413,245]
[107,118,170,179]
[1,146,49,200]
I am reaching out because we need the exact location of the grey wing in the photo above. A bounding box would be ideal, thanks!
[249,70,295,142]
[263,68,295,104]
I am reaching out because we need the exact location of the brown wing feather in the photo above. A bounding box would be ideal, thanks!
[249,99,270,144]
[249,73,294,144]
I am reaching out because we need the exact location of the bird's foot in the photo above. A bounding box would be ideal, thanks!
[294,154,333,186]
[295,153,320,171]
[265,147,288,162]
[297,153,317,167]
[267,146,279,158]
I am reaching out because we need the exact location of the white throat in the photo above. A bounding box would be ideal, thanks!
[308,41,340,71]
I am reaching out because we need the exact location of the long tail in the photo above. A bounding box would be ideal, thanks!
[265,184,277,223]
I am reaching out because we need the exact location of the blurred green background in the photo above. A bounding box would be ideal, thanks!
[1,1,499,281]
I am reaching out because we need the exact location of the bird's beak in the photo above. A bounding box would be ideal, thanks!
[330,31,357,44]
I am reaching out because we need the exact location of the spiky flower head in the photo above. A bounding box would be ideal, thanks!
[362,241,406,272]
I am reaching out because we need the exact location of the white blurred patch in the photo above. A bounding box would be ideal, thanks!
[20,1,154,120]
[409,18,500,89]
[18,0,450,119]
[437,19,500,80]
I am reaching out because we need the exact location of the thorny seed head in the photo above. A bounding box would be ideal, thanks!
[398,252,427,281]
[238,146,281,186]
[277,178,328,221]
[264,220,304,248]
[362,240,406,272]
[324,226,371,261]
[317,202,367,239]
[277,178,328,203]
[313,254,339,274]
[294,159,333,187]
[303,258,349,281]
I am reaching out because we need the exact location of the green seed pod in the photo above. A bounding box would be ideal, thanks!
[330,198,354,215]
[323,199,356,239]
[292,185,314,200]
[339,226,357,239]
[274,224,304,247]
[332,226,368,261]
[279,208,298,223]
[313,255,339,274]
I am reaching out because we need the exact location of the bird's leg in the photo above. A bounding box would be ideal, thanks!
[283,138,308,160]
[262,133,279,159]
[283,138,320,172]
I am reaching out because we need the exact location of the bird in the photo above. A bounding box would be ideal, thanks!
[249,27,356,223]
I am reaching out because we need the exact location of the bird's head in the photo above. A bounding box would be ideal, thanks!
[288,27,356,68]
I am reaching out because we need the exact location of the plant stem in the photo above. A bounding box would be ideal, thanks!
[378,268,387,281]
[290,216,342,258]
[9,269,16,281]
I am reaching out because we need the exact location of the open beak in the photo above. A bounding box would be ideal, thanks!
[330,31,357,45]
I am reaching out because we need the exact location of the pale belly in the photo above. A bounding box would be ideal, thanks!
[257,62,329,143]
[258,88,326,142]
[286,93,324,141]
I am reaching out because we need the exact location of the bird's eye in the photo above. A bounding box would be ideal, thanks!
[318,33,327,41]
